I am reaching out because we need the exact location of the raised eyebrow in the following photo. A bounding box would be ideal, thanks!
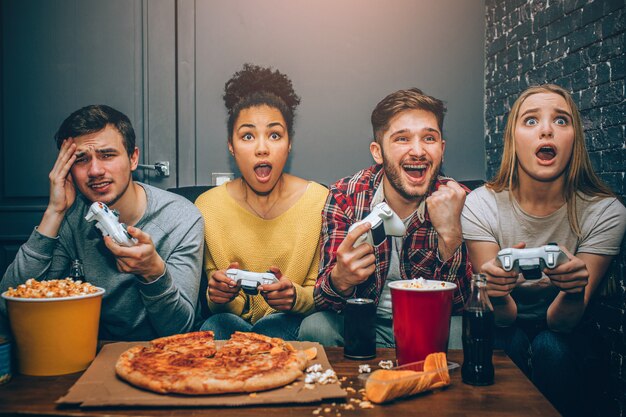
[423,127,441,136]
[389,128,411,137]
[236,123,256,133]
[554,108,573,119]
[519,108,539,118]
[267,122,285,129]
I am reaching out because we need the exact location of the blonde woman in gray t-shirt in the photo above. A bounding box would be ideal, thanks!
[462,84,625,417]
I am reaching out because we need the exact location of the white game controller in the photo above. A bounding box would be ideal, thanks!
[85,202,138,247]
[226,269,279,295]
[496,244,568,279]
[348,202,406,248]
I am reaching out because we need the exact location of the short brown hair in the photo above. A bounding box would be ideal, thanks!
[371,88,446,143]
[54,105,136,157]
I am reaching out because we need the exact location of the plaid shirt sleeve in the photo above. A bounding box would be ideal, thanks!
[313,188,356,312]
[434,241,472,313]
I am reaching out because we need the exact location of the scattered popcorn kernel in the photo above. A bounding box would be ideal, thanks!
[359,401,374,409]
[378,360,394,369]
[358,364,371,374]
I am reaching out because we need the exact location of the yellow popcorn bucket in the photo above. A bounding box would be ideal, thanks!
[1,287,104,376]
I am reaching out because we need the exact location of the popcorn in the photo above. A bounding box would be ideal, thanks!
[401,277,448,289]
[358,364,371,374]
[304,365,338,385]
[359,401,374,409]
[319,370,338,385]
[5,278,98,299]
[378,360,394,369]
[304,373,319,384]
[306,363,323,373]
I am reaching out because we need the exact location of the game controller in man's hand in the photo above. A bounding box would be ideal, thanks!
[225,269,279,295]
[496,244,568,279]
[348,202,406,248]
[85,202,138,247]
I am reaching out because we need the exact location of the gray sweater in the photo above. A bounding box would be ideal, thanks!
[1,183,204,341]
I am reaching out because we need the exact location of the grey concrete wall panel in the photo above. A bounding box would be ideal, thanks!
[192,0,486,186]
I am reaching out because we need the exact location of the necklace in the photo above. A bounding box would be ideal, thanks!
[241,178,283,219]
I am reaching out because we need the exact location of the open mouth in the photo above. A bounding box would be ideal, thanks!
[402,162,429,181]
[535,144,557,161]
[254,162,272,179]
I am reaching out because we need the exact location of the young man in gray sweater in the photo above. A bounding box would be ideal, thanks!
[0,105,204,341]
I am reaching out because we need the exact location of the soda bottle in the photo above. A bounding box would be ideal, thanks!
[462,273,495,385]
[69,259,85,281]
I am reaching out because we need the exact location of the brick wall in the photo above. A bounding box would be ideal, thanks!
[484,0,625,416]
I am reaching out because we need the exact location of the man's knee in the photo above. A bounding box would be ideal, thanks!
[298,311,344,346]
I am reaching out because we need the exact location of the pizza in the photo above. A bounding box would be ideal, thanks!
[115,331,310,395]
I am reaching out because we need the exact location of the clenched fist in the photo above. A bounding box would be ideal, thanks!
[426,181,466,259]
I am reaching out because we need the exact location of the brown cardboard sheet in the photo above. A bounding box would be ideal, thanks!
[57,341,346,407]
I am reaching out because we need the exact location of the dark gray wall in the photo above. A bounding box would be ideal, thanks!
[188,0,486,186]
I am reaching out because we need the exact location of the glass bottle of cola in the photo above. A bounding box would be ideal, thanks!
[462,273,495,386]
[69,259,85,281]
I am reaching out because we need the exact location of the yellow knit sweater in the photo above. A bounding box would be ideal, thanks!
[195,182,328,324]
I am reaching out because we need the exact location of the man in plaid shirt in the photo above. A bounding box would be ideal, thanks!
[299,88,472,347]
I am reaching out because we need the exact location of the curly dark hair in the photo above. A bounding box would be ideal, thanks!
[224,63,301,141]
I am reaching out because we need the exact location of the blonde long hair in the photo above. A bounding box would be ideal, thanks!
[487,84,615,236]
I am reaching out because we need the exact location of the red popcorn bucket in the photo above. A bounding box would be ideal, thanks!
[389,280,457,365]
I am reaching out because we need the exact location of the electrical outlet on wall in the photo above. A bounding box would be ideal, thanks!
[211,172,234,186]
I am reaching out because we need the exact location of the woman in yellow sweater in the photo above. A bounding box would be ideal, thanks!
[195,64,328,340]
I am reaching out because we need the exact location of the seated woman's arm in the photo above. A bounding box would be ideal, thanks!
[546,251,612,332]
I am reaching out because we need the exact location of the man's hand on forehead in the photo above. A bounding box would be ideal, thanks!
[38,138,78,237]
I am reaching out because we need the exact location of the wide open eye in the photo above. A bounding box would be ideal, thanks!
[554,117,568,126]
[524,117,538,126]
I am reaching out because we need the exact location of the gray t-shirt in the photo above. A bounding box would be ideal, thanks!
[462,186,626,320]
[0,183,204,340]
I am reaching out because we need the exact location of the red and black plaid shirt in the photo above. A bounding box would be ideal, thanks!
[314,164,471,313]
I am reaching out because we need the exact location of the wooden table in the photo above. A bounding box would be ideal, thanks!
[0,349,559,417]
